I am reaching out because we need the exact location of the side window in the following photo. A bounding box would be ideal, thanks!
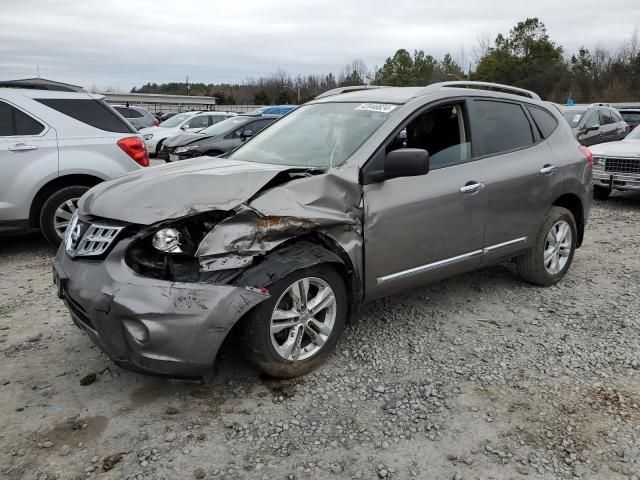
[127,108,144,118]
[185,116,209,129]
[36,98,134,133]
[0,101,45,136]
[387,103,470,170]
[526,105,558,139]
[599,109,614,125]
[473,100,533,155]
[584,110,600,129]
[249,119,272,133]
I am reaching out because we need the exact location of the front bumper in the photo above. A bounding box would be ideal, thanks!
[592,169,640,191]
[53,239,268,377]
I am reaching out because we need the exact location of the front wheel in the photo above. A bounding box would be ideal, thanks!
[593,185,611,200]
[238,265,348,378]
[516,206,577,287]
[39,186,90,247]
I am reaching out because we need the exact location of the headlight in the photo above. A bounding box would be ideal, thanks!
[152,228,182,253]
[174,145,199,154]
[594,157,605,166]
[143,134,153,141]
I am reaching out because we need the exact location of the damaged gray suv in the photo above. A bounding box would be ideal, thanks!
[53,81,593,379]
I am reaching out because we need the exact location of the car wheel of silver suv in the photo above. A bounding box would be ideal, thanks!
[517,206,577,287]
[39,186,89,247]
[238,265,347,378]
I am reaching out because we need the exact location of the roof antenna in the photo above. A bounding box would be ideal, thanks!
[36,65,40,78]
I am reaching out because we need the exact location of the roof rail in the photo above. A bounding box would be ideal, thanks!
[315,85,387,99]
[420,81,541,100]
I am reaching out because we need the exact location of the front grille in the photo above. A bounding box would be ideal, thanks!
[604,157,640,174]
[65,213,124,258]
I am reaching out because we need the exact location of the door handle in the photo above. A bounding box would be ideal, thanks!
[9,143,38,152]
[540,164,557,175]
[459,182,485,194]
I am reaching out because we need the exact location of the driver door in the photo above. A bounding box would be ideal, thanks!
[362,101,487,299]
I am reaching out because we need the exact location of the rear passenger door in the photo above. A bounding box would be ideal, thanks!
[467,99,561,264]
[0,99,58,222]
[579,110,603,146]
[598,109,617,143]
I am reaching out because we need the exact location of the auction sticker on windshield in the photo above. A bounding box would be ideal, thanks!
[355,103,397,113]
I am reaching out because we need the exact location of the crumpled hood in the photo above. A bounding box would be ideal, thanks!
[590,140,640,157]
[79,158,294,225]
[164,132,212,148]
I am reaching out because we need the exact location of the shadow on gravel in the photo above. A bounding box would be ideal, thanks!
[0,231,53,257]
[597,191,640,208]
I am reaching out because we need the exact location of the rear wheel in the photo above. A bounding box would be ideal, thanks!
[238,265,347,378]
[517,206,577,287]
[39,186,89,247]
[593,185,611,200]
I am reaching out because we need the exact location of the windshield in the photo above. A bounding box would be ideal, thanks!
[562,109,587,128]
[626,125,640,140]
[159,113,193,128]
[229,103,396,168]
[200,116,249,136]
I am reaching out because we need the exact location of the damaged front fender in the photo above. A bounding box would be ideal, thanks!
[196,166,364,279]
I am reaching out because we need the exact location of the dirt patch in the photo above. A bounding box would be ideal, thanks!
[32,415,109,449]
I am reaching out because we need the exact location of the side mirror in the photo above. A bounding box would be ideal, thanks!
[373,148,429,182]
[583,124,599,133]
[180,124,189,130]
[241,130,254,140]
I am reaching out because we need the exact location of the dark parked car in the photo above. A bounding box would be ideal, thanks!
[619,108,640,131]
[161,115,277,161]
[557,103,628,146]
[54,81,592,379]
[113,105,158,130]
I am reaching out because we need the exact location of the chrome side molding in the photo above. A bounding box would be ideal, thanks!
[377,237,527,285]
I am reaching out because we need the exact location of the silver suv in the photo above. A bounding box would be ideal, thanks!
[53,81,593,379]
[0,87,148,245]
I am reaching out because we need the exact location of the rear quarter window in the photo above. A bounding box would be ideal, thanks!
[473,100,534,156]
[526,105,558,139]
[36,98,135,133]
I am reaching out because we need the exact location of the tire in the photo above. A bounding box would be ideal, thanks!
[238,265,348,378]
[155,139,165,155]
[39,186,89,247]
[593,185,611,200]
[516,206,577,287]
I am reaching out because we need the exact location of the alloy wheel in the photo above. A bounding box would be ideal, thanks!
[54,198,79,239]
[543,220,572,275]
[270,277,337,362]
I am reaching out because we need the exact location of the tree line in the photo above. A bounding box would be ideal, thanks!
[130,18,640,105]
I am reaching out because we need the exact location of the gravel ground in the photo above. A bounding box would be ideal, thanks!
[1,194,639,480]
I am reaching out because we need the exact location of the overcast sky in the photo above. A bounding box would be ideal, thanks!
[1,0,638,91]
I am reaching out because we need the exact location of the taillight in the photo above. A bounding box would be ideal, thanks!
[578,145,593,168]
[118,136,149,167]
